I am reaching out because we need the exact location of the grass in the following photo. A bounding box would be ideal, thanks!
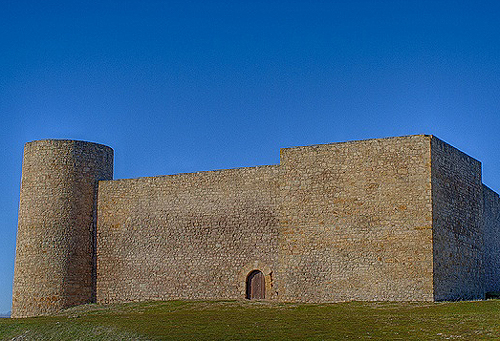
[1,299,500,340]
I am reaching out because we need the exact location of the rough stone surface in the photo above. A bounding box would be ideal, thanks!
[11,135,500,317]
[431,137,484,300]
[483,185,500,294]
[12,140,113,318]
[278,135,434,302]
[96,166,280,303]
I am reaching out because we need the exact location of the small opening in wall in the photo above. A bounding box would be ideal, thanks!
[246,270,265,300]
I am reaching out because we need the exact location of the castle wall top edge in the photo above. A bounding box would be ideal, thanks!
[483,184,499,196]
[25,139,113,152]
[100,134,435,184]
[280,134,433,152]
[430,135,481,165]
[101,163,280,184]
[280,134,482,168]
[26,134,492,192]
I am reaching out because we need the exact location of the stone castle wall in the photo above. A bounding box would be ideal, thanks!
[96,166,280,303]
[431,137,484,300]
[12,140,113,318]
[12,135,500,317]
[96,135,437,303]
[278,135,434,302]
[483,185,500,293]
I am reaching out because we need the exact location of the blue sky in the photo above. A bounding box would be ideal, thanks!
[1,0,500,313]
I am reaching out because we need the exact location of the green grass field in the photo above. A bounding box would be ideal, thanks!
[1,299,499,340]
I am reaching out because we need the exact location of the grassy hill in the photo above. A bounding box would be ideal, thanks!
[1,299,500,340]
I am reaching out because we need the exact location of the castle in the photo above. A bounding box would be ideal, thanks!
[11,135,500,318]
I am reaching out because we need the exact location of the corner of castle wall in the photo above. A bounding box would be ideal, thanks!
[482,184,500,293]
[430,137,484,301]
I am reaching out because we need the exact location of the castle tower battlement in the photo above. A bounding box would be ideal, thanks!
[12,140,113,318]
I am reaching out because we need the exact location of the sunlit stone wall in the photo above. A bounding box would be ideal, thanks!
[12,140,113,318]
[96,166,280,303]
[278,135,434,302]
[13,135,500,317]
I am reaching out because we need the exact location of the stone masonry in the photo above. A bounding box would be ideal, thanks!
[12,140,113,318]
[11,135,500,317]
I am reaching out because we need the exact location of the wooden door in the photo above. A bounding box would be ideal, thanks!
[246,270,265,299]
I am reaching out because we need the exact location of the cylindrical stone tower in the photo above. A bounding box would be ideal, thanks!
[12,140,113,318]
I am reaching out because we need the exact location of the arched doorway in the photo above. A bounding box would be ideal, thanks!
[246,270,265,299]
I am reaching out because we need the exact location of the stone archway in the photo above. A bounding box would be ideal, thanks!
[238,261,275,299]
[246,270,265,299]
